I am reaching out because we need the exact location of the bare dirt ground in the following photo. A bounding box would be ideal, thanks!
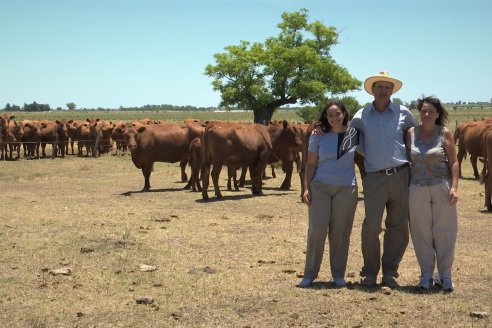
[0,153,491,327]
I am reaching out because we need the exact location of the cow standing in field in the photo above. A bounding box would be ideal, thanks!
[479,129,492,210]
[187,136,242,193]
[187,137,202,192]
[240,122,306,190]
[6,118,24,159]
[40,119,69,158]
[88,119,114,156]
[76,121,92,156]
[22,120,42,159]
[0,115,23,160]
[123,122,203,191]
[66,120,82,155]
[456,118,492,179]
[200,120,302,199]
[0,114,10,160]
[270,122,308,190]
[111,121,128,155]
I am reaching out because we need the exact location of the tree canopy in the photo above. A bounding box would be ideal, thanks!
[66,102,76,110]
[296,96,361,123]
[205,9,361,123]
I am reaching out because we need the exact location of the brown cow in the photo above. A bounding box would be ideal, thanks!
[273,122,308,190]
[187,136,244,193]
[111,121,128,154]
[123,122,203,191]
[125,120,191,183]
[0,114,11,160]
[479,129,492,210]
[233,122,307,190]
[22,120,42,159]
[75,118,113,157]
[137,118,155,125]
[40,120,69,158]
[7,118,24,159]
[455,120,479,177]
[66,120,81,155]
[457,119,492,178]
[88,119,114,156]
[187,137,202,192]
[76,121,92,156]
[200,120,302,199]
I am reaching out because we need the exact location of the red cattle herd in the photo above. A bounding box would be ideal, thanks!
[1,113,490,208]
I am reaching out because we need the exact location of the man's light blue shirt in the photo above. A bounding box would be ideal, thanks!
[350,101,417,173]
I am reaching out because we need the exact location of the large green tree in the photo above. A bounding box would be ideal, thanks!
[205,9,361,123]
[296,96,361,123]
[66,102,76,110]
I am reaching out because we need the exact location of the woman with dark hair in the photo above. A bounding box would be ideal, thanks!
[298,101,359,288]
[405,96,459,291]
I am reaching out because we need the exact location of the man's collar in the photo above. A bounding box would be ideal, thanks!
[370,100,395,112]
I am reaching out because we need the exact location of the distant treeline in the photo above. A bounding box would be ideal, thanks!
[1,102,222,112]
[1,101,310,114]
[3,102,51,112]
[2,101,492,113]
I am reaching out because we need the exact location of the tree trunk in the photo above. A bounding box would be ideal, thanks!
[253,108,275,124]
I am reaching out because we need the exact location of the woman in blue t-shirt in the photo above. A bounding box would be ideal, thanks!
[298,101,359,288]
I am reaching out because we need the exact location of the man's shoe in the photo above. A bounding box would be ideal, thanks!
[361,276,376,287]
[417,276,433,290]
[382,275,399,288]
[297,277,313,288]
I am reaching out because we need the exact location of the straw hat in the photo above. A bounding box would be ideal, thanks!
[364,71,402,95]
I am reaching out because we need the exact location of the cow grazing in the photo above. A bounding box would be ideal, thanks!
[200,120,302,199]
[123,122,203,191]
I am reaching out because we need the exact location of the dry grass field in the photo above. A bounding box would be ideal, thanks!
[0,150,491,327]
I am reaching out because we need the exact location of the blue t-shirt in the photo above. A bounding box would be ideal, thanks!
[308,132,356,186]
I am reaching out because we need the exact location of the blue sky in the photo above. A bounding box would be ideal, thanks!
[1,0,490,109]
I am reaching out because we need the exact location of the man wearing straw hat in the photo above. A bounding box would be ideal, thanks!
[350,71,417,288]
